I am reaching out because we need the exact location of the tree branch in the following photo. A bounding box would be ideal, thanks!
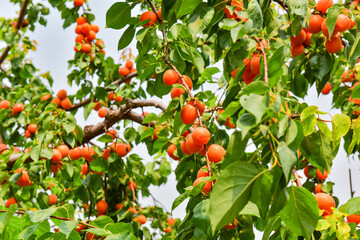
[292,168,303,188]
[0,0,30,65]
[349,168,355,198]
[273,0,290,19]
[253,37,268,85]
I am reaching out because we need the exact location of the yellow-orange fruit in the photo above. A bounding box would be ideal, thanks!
[186,134,204,154]
[119,67,130,77]
[61,98,72,110]
[51,149,62,164]
[140,11,157,28]
[207,144,226,163]
[167,143,180,160]
[197,166,210,178]
[314,193,335,215]
[181,140,191,155]
[163,69,179,86]
[307,15,324,34]
[6,197,17,208]
[322,82,331,95]
[325,37,342,54]
[171,87,186,99]
[49,194,57,205]
[334,14,351,32]
[96,200,108,214]
[57,145,69,158]
[193,177,212,194]
[57,89,67,100]
[180,104,198,125]
[115,143,131,157]
[316,0,333,14]
[290,29,306,45]
[69,147,82,160]
[192,127,211,145]
[316,169,328,180]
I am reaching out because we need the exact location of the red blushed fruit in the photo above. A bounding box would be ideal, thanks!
[316,169,328,180]
[49,194,57,205]
[69,147,82,160]
[207,144,226,163]
[347,214,360,225]
[81,164,88,175]
[188,100,205,115]
[314,193,335,215]
[193,177,212,194]
[140,11,157,28]
[250,55,260,75]
[181,104,198,125]
[82,146,95,162]
[322,82,332,95]
[6,197,17,208]
[0,100,10,109]
[98,107,107,118]
[192,127,211,145]
[181,140,191,155]
[57,144,69,158]
[51,149,62,164]
[15,169,30,187]
[115,143,131,157]
[290,29,306,45]
[163,69,179,86]
[12,103,24,114]
[27,123,37,133]
[186,134,204,154]
[167,143,180,160]
[316,0,333,14]
[171,87,186,99]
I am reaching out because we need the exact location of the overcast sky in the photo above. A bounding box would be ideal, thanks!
[1,0,359,236]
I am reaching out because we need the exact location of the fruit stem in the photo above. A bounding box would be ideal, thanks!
[253,36,269,85]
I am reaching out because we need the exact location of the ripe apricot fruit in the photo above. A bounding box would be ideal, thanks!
[181,104,198,125]
[25,130,31,138]
[193,177,212,194]
[98,107,107,118]
[74,0,84,7]
[290,29,306,45]
[321,20,337,38]
[342,70,355,82]
[322,82,332,95]
[69,147,82,160]
[76,16,86,25]
[316,0,333,14]
[164,226,172,233]
[49,194,57,205]
[106,129,117,139]
[51,149,62,164]
[314,193,335,215]
[207,144,226,163]
[90,24,99,33]
[115,203,124,210]
[87,31,96,41]
[61,98,72,110]
[75,34,84,43]
[137,215,147,225]
[107,92,115,101]
[224,219,238,230]
[157,8,162,21]
[304,32,312,46]
[75,25,83,34]
[82,43,91,53]
[304,165,315,178]
[115,95,123,103]
[15,169,30,187]
[163,69,179,86]
[250,55,260,75]
[12,103,24,114]
[119,66,130,77]
[57,145,69,158]
[167,218,176,226]
[80,164,88,175]
[128,179,137,190]
[6,197,17,208]
[181,140,191,155]
[335,14,351,32]
[314,184,324,194]
[347,214,360,225]
[0,100,10,109]
[316,169,328,180]
[167,143,180,160]
[179,75,193,90]
[125,60,133,70]
[188,100,205,115]
[140,11,157,28]
[185,134,204,153]
[197,166,210,178]
[82,146,95,162]
[96,200,108,214]
[41,94,51,101]
[102,148,111,160]
[307,15,324,34]
[325,36,342,54]
[27,123,37,133]
[96,39,104,48]
[57,89,67,100]
[171,87,186,99]
[115,143,131,157]
[192,127,211,145]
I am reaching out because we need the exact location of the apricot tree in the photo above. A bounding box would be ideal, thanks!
[1,0,360,239]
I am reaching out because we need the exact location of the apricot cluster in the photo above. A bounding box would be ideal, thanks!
[224,0,247,22]
[0,100,25,117]
[74,16,105,60]
[50,89,72,110]
[163,69,194,99]
[118,59,136,83]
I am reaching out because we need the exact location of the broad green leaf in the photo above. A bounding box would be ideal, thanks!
[268,46,286,81]
[240,94,269,123]
[285,120,304,151]
[247,0,263,30]
[172,192,189,211]
[288,0,308,16]
[106,2,132,30]
[118,25,136,50]
[332,114,351,141]
[189,46,205,72]
[278,141,297,182]
[97,134,114,143]
[142,113,159,124]
[27,207,57,222]
[239,81,270,96]
[351,83,360,99]
[222,101,241,118]
[239,201,260,218]
[62,114,76,134]
[59,220,79,238]
[176,0,202,18]
[300,106,318,121]
[237,112,256,137]
[301,115,317,136]
[0,203,17,233]
[310,54,332,81]
[18,224,39,239]
[279,187,319,238]
[326,4,342,38]
[192,200,212,236]
[301,131,334,172]
[338,197,360,214]
[222,131,248,168]
[209,162,266,231]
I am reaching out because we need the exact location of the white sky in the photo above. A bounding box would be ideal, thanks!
[1,0,359,237]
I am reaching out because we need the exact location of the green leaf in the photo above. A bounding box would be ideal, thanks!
[189,46,205,72]
[236,113,256,137]
[118,25,136,50]
[0,203,17,233]
[278,141,297,182]
[142,113,159,124]
[332,114,351,141]
[288,0,308,16]
[62,114,76,134]
[82,174,103,193]
[18,224,39,239]
[268,46,286,81]
[209,162,266,231]
[106,2,132,30]
[301,131,334,172]
[27,207,57,222]
[279,186,319,238]
[247,0,263,30]
[222,102,241,118]
[240,94,269,123]
[285,120,304,151]
[300,106,318,121]
[30,145,41,162]
[301,115,317,136]
[338,197,360,214]
[239,81,270,96]
[222,131,248,168]
[351,83,360,99]
[239,201,260,217]
[86,228,111,236]
[176,0,202,18]
[326,4,342,38]
[310,54,332,81]
[192,200,212,236]
[59,220,79,238]
[97,134,114,143]
[172,192,189,211]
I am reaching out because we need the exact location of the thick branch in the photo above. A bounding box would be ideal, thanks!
[0,0,30,65]
[67,98,91,111]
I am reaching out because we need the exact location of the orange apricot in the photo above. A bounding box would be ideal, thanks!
[342,69,355,82]
[140,11,157,28]
[80,164,88,175]
[325,36,342,54]
[163,69,179,86]
[164,226,172,233]
[15,169,30,187]
[181,140,191,155]
[321,19,338,38]
[314,193,335,215]
[207,144,226,163]
[6,197,17,208]
[192,127,210,145]
[167,144,180,160]
[193,177,212,194]
[137,215,147,224]
[304,165,315,178]
[181,104,198,125]
[102,147,111,160]
[314,184,324,194]
[75,25,83,34]
[25,130,31,138]
[96,200,108,214]
[171,87,186,99]
[106,129,117,139]
[96,39,104,48]
[52,97,61,107]
[290,29,306,46]
[322,82,332,95]
[185,134,204,154]
[125,60,133,70]
[250,55,260,75]
[179,75,193,90]
[188,100,205,115]
[82,146,95,162]
[107,92,115,101]
[51,149,62,164]
[197,166,210,178]
[76,16,86,25]
[69,147,82,160]
[307,15,324,34]
[115,143,131,157]
[304,32,312,46]
[12,103,24,114]
[81,43,91,53]
[115,203,124,210]
[61,98,72,110]
[0,100,10,109]
[167,218,176,226]
[41,94,52,101]
[49,194,57,205]
[98,107,107,118]
[75,34,84,43]
[74,0,84,7]
[27,123,37,133]
[115,95,123,103]
[157,8,162,21]
[316,169,328,180]
[335,14,351,32]
[316,0,333,14]
[119,66,130,77]
[347,214,360,225]
[57,145,69,158]
[57,90,67,100]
